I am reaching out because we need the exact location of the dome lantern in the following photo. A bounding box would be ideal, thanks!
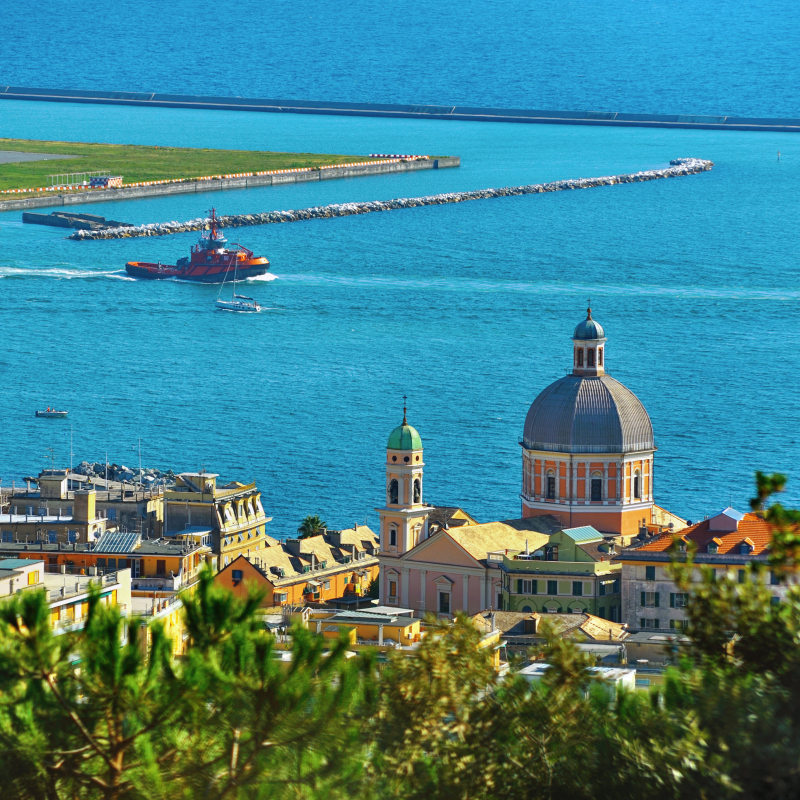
[572,306,607,377]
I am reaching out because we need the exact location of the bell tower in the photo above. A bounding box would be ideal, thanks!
[376,402,433,605]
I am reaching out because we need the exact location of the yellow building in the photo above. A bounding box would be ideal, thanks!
[164,471,273,565]
[0,557,131,634]
[304,608,423,648]
[214,525,379,608]
[31,470,165,538]
[1,489,110,545]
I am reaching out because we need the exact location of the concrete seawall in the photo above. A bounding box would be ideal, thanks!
[2,86,799,133]
[0,157,459,213]
[70,158,713,241]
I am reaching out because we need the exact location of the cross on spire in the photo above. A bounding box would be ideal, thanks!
[402,395,408,424]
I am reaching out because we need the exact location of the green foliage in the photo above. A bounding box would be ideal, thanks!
[0,567,375,800]
[297,514,327,539]
[2,475,800,799]
[365,574,379,599]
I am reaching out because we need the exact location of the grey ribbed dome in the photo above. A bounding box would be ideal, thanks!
[522,375,655,454]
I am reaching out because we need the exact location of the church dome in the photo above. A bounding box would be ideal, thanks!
[522,374,654,454]
[388,422,422,451]
[573,312,604,340]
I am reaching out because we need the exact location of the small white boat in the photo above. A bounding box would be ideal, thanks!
[215,293,261,313]
[215,249,261,312]
[35,410,68,418]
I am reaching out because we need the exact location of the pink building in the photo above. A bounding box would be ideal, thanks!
[376,408,559,617]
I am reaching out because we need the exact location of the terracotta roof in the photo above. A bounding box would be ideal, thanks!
[428,506,479,529]
[471,611,626,642]
[577,541,617,562]
[631,512,772,556]
[250,546,301,578]
[232,526,379,583]
[501,515,563,535]
[331,525,379,552]
[449,521,552,564]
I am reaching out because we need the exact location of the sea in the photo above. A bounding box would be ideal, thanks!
[1,0,798,534]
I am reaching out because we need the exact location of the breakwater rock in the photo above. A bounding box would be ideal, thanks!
[69,158,713,241]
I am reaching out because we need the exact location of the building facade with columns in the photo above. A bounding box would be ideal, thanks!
[520,309,657,538]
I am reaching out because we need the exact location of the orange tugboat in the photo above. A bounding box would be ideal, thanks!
[125,209,269,283]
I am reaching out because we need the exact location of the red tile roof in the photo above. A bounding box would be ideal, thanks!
[635,512,772,556]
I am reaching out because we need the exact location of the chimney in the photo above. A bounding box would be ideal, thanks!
[490,611,497,632]
[73,490,96,523]
[326,530,342,547]
[284,539,302,556]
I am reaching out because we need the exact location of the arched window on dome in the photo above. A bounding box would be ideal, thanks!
[576,348,584,367]
[413,478,421,504]
[389,479,399,505]
[634,471,641,500]
[591,472,603,502]
[546,470,556,499]
[587,348,595,367]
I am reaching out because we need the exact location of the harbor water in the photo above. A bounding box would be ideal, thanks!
[0,99,798,532]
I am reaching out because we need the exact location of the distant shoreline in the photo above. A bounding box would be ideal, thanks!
[2,86,799,133]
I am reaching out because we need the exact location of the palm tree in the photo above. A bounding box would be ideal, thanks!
[297,514,327,539]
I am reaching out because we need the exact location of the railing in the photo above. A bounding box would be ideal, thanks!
[47,571,120,602]
[131,595,183,618]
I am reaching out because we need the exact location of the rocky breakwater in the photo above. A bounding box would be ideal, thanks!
[73,460,177,488]
[69,158,713,241]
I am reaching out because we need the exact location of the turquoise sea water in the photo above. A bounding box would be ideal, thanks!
[0,100,798,533]
[3,0,799,117]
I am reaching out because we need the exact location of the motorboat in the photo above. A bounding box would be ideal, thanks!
[35,409,68,418]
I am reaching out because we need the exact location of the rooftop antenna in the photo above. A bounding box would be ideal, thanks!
[46,447,56,473]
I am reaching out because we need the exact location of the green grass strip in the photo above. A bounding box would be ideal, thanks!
[0,139,379,192]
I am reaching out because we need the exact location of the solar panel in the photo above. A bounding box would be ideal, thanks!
[93,531,141,553]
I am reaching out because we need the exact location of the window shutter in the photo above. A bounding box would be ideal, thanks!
[640,591,646,607]
[655,593,660,607]
[670,593,675,608]
[532,580,538,595]
[517,579,522,594]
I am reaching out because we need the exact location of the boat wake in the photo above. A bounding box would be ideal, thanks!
[246,273,278,282]
[0,266,129,280]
